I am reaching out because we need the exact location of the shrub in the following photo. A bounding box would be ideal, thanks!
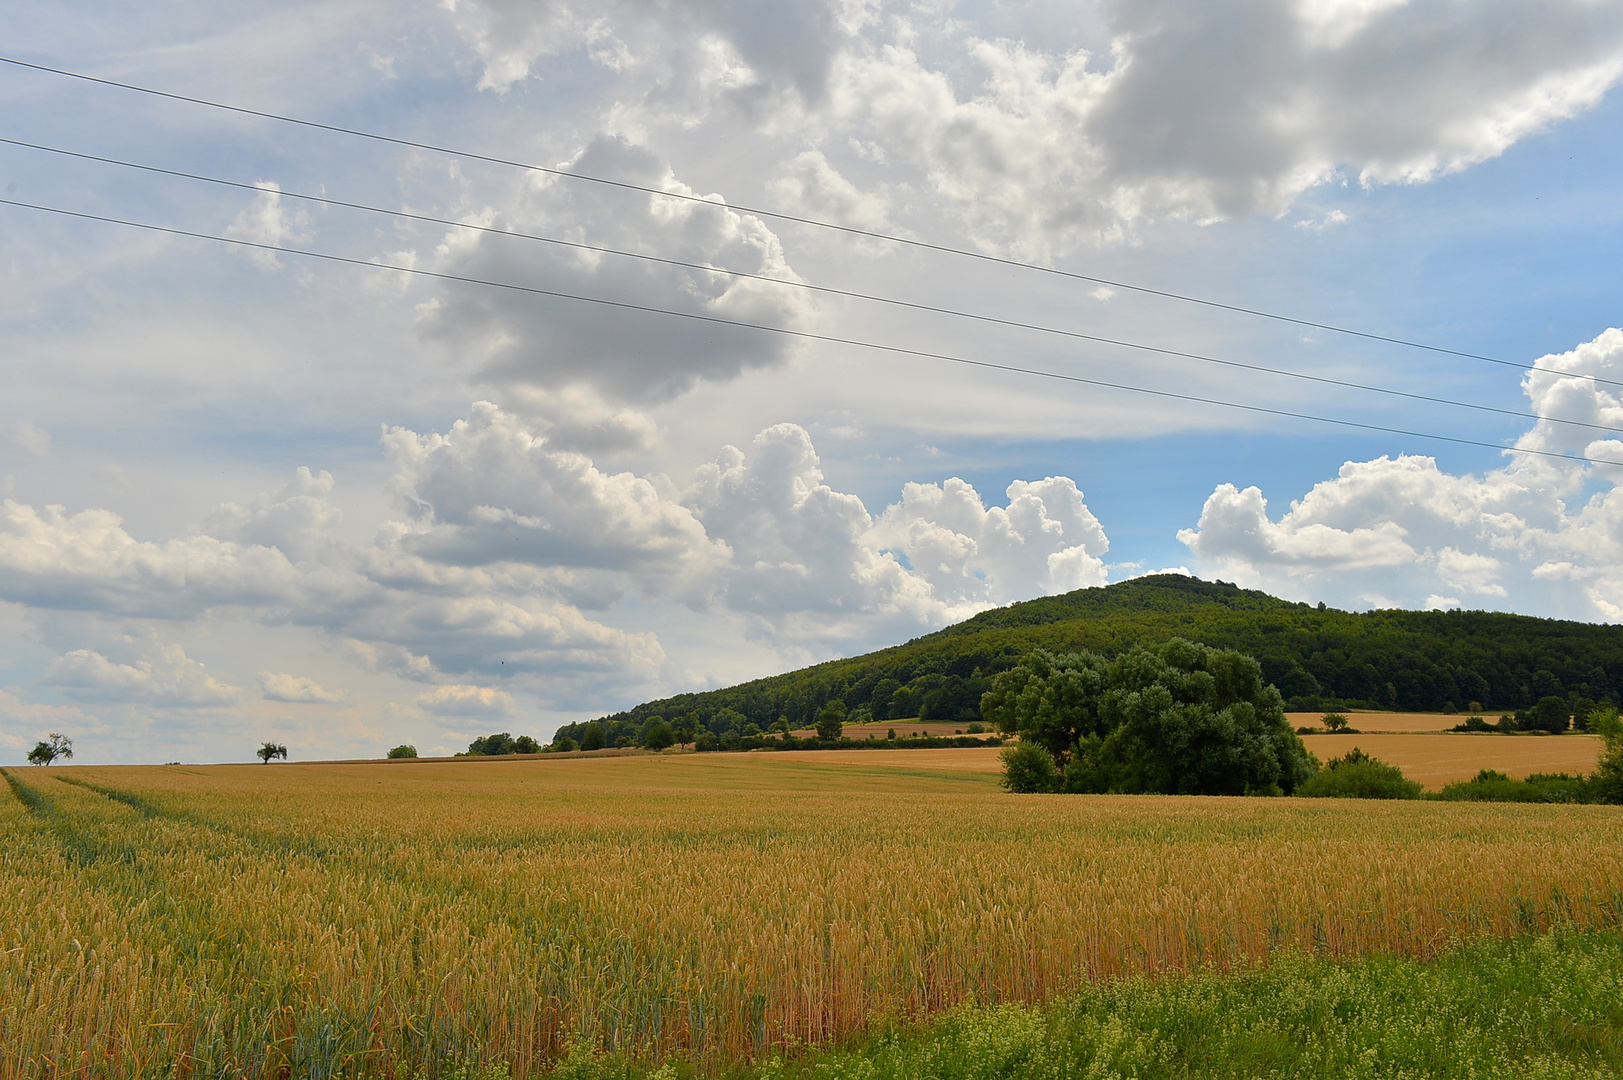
[387,744,418,759]
[1000,743,1060,793]
[1437,769,1592,803]
[1297,748,1421,799]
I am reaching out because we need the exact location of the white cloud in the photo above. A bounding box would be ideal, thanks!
[223,183,312,269]
[1180,327,1623,619]
[46,644,240,707]
[13,422,50,457]
[413,683,516,717]
[0,687,97,750]
[822,2,1623,253]
[418,137,816,404]
[258,671,346,704]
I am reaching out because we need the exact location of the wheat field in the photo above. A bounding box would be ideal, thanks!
[4,753,1622,1079]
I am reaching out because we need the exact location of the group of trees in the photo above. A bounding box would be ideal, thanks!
[987,639,1316,796]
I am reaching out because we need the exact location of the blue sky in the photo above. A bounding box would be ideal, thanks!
[2,0,1622,763]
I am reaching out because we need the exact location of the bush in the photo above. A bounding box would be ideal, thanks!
[387,744,418,759]
[1000,743,1060,793]
[1297,747,1422,799]
[1437,769,1593,803]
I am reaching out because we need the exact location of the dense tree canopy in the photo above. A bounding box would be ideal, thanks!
[987,639,1315,796]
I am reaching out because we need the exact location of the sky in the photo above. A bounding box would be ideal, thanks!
[2,0,1622,763]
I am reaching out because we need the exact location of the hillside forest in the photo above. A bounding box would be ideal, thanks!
[552,575,1623,749]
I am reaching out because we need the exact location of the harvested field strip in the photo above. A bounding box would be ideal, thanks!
[3,756,1622,1078]
[1300,733,1602,788]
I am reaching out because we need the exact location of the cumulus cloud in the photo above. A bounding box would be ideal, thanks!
[413,683,516,717]
[823,0,1623,252]
[442,1,1623,256]
[444,0,855,102]
[47,644,240,707]
[0,688,97,750]
[259,671,346,704]
[419,137,815,404]
[1179,328,1623,619]
[686,422,1110,638]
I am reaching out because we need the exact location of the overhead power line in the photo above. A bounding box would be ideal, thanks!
[3,194,1619,470]
[5,134,1623,429]
[0,54,1528,372]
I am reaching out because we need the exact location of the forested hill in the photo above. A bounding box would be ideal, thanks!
[562,574,1623,743]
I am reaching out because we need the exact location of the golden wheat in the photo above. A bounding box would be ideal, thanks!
[2,753,1620,1078]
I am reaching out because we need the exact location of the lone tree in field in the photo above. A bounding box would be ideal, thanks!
[815,701,846,741]
[27,732,73,766]
[256,741,288,764]
[1321,713,1350,733]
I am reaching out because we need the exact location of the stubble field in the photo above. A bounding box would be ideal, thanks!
[4,753,1622,1079]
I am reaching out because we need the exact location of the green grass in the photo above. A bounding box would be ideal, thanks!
[549,930,1623,1080]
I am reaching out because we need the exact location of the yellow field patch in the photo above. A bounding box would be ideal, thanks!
[1287,710,1469,732]
[3,755,1620,1076]
[1301,733,1602,788]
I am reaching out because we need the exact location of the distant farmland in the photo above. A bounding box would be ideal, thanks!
[4,754,1621,1078]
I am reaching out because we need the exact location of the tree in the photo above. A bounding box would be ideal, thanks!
[981,650,1110,765]
[551,735,579,753]
[815,700,846,741]
[257,741,288,764]
[641,716,675,750]
[1590,708,1623,803]
[387,744,418,759]
[466,733,515,756]
[579,724,606,751]
[512,735,541,754]
[27,732,73,766]
[988,638,1315,796]
[1524,696,1572,734]
[1321,712,1350,733]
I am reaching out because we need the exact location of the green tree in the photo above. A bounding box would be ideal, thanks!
[815,700,846,741]
[579,724,606,751]
[1590,707,1623,803]
[386,744,418,759]
[1524,696,1572,734]
[551,735,579,753]
[988,639,1314,797]
[641,716,675,750]
[466,733,515,756]
[1321,712,1350,733]
[256,741,288,764]
[1297,747,1422,799]
[26,732,73,766]
[980,649,1109,765]
[512,735,541,754]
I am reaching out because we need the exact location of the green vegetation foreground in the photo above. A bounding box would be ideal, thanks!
[4,755,1622,1078]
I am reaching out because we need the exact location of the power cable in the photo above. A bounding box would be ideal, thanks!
[0,54,1536,373]
[6,134,1623,432]
[3,193,1619,469]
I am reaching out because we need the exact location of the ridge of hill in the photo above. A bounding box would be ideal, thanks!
[560,575,1622,742]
